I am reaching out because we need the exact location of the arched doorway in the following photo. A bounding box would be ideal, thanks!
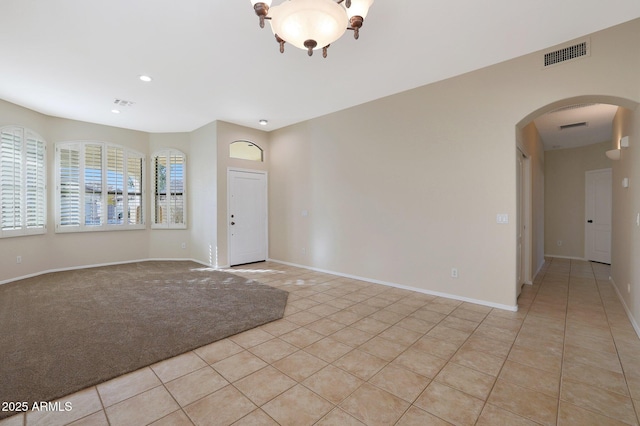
[515,95,638,297]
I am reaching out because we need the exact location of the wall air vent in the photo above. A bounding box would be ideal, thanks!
[544,41,589,67]
[559,122,588,130]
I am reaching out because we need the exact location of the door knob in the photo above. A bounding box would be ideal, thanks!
[231,221,235,225]
[587,220,593,223]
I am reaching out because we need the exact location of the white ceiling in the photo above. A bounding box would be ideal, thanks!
[0,0,639,133]
[534,103,620,151]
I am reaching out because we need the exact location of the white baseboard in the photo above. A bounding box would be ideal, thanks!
[543,254,587,261]
[534,260,546,278]
[267,258,518,312]
[2,257,519,313]
[610,277,640,339]
[0,258,208,286]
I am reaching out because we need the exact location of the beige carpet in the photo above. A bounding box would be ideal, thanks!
[0,261,288,419]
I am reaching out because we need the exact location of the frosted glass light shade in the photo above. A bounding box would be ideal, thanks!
[346,0,374,19]
[606,149,621,160]
[269,0,348,51]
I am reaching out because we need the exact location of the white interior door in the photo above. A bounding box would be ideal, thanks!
[228,169,267,266]
[585,168,612,264]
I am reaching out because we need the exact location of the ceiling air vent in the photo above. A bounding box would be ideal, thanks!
[114,99,135,107]
[544,41,589,67]
[559,122,588,130]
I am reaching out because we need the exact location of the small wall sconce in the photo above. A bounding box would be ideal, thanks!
[606,136,630,160]
[606,149,621,160]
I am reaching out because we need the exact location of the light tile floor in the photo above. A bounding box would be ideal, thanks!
[2,258,640,425]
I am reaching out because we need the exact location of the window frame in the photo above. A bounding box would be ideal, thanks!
[0,125,47,238]
[55,141,145,233]
[151,149,187,230]
[229,140,264,162]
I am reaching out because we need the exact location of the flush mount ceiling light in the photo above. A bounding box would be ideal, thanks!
[139,75,153,82]
[250,0,374,58]
[259,119,268,125]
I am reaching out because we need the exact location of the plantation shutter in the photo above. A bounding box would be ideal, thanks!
[59,144,81,227]
[56,141,144,232]
[152,150,186,228]
[1,128,22,231]
[154,154,167,225]
[169,153,184,225]
[127,155,143,225]
[25,132,46,229]
[84,143,102,226]
[107,146,124,225]
[1,126,46,236]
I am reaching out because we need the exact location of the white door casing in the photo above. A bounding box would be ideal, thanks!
[516,151,524,296]
[228,169,267,266]
[585,168,612,264]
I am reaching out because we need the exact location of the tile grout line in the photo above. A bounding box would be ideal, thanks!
[591,262,640,426]
[14,259,637,426]
[555,259,572,426]
[282,275,475,425]
[470,263,544,426]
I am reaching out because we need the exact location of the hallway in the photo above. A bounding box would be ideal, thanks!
[513,258,639,424]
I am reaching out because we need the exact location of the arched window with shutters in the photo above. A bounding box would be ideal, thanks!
[0,125,47,238]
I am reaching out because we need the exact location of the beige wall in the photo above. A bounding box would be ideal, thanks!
[269,19,640,309]
[190,121,218,266]
[216,121,270,267]
[611,106,640,331]
[0,100,157,282]
[518,122,545,279]
[544,141,612,258]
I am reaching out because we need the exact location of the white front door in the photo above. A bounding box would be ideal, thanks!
[585,168,612,264]
[228,169,267,266]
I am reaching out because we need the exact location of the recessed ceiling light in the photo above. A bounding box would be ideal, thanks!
[139,75,153,82]
[111,109,121,114]
[259,119,268,126]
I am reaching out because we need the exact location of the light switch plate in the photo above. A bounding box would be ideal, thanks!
[621,136,630,148]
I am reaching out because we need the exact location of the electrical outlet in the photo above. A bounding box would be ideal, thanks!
[16,256,22,264]
[301,247,306,255]
[557,240,563,247]
[181,242,186,249]
[451,268,458,278]
[628,283,631,294]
